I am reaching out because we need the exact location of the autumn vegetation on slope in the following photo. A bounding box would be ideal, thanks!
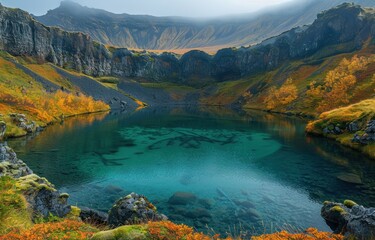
[0,54,109,137]
[233,52,375,116]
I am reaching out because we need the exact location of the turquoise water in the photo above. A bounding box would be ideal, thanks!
[9,107,375,236]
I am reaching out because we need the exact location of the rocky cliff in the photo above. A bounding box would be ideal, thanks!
[0,3,374,82]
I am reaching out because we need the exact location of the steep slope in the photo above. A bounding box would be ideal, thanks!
[35,0,375,51]
[1,3,374,83]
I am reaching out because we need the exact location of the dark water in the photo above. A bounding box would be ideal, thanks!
[8,107,375,236]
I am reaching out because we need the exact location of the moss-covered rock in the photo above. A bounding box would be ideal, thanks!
[91,225,149,240]
[0,143,33,178]
[108,192,167,227]
[330,205,346,213]
[15,174,71,219]
[344,200,358,208]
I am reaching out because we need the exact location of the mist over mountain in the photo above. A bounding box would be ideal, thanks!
[35,0,374,50]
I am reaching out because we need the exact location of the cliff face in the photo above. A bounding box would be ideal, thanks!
[0,3,374,82]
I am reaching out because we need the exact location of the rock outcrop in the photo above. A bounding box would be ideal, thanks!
[0,121,6,139]
[0,142,33,178]
[108,192,167,227]
[9,113,37,134]
[0,142,71,219]
[0,3,374,82]
[80,207,109,225]
[16,174,71,218]
[352,120,375,145]
[322,201,375,239]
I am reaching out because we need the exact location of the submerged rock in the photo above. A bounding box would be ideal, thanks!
[336,173,362,184]
[322,201,375,239]
[16,174,71,218]
[104,185,124,195]
[108,192,167,227]
[168,192,197,205]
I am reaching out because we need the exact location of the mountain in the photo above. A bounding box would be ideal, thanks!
[35,0,375,51]
[1,3,374,83]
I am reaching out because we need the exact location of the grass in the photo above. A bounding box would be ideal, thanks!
[306,99,375,159]
[200,79,254,106]
[0,176,32,235]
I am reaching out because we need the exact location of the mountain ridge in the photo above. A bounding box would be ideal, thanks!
[0,3,374,83]
[35,0,375,50]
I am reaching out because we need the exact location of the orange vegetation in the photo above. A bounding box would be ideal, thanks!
[0,90,109,123]
[251,228,344,240]
[0,220,97,240]
[0,56,109,124]
[147,221,234,240]
[264,78,298,109]
[307,55,374,113]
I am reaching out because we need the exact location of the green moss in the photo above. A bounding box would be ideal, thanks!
[15,174,56,192]
[59,193,70,199]
[344,200,357,208]
[91,225,149,240]
[65,206,81,220]
[330,206,346,214]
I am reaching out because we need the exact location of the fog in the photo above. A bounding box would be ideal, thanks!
[1,0,295,17]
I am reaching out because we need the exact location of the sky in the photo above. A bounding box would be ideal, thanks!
[0,0,294,17]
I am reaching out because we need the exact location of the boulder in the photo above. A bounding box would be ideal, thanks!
[16,174,71,218]
[9,113,37,134]
[322,201,375,239]
[347,121,360,133]
[365,120,375,134]
[321,202,350,233]
[352,120,375,145]
[108,192,167,227]
[80,207,108,225]
[168,192,197,205]
[0,121,6,139]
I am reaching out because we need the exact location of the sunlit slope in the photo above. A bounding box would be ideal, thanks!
[0,52,143,136]
[200,46,375,117]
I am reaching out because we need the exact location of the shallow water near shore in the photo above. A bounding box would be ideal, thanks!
[9,107,375,236]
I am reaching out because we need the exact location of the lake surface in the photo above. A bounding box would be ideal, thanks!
[9,107,375,236]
